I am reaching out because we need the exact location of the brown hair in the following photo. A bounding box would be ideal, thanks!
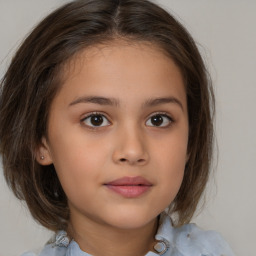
[0,0,214,231]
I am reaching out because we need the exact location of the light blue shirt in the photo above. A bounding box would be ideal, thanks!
[21,213,235,256]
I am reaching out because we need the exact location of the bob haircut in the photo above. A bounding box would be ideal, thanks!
[0,0,214,231]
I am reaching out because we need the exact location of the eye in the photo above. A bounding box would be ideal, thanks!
[82,113,110,127]
[146,114,172,127]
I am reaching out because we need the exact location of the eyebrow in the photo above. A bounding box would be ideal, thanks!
[69,96,120,107]
[69,96,184,111]
[143,97,184,111]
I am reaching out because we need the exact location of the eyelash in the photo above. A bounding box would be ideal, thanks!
[80,112,174,129]
[81,112,111,129]
[146,112,174,128]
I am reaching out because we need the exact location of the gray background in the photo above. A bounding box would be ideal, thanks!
[0,1,255,255]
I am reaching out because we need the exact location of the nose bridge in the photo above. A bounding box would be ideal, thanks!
[112,121,148,165]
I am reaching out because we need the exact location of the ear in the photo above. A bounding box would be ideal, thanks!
[35,137,53,165]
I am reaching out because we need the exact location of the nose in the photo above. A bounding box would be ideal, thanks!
[112,125,149,166]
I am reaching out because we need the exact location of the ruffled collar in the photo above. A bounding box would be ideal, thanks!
[47,212,171,255]
[45,212,235,256]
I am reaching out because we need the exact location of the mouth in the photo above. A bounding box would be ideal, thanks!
[104,176,152,198]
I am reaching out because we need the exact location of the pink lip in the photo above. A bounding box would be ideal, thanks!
[104,176,152,198]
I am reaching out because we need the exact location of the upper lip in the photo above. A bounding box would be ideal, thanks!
[105,176,152,186]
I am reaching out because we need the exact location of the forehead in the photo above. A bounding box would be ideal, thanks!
[62,40,182,79]
[54,40,186,108]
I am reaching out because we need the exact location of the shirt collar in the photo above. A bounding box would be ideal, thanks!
[52,212,175,256]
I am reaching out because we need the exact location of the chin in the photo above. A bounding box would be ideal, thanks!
[104,208,158,230]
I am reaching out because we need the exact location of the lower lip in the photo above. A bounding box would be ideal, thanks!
[105,185,151,198]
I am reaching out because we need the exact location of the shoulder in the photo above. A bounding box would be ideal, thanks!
[171,223,235,256]
[156,213,235,256]
[20,231,69,256]
[20,245,68,256]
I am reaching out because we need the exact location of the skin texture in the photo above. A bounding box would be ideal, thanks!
[37,41,189,256]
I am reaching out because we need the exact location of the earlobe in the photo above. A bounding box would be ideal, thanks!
[35,137,53,165]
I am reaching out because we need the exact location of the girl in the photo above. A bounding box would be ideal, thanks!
[0,0,235,255]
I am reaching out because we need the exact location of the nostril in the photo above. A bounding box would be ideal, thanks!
[116,156,148,165]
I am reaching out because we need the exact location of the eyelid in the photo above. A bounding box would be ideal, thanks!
[80,111,174,129]
[145,112,174,127]
[80,112,111,129]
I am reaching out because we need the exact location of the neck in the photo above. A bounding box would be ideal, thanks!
[68,216,159,256]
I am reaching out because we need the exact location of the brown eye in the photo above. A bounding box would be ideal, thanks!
[146,114,172,127]
[91,115,103,126]
[82,114,110,127]
[151,115,163,126]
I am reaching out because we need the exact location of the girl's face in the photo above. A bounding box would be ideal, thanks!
[38,41,188,231]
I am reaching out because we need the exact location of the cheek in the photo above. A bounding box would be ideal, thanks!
[156,128,188,166]
[154,132,188,195]
[157,155,185,208]
[49,125,108,168]
[159,151,186,192]
[47,135,106,196]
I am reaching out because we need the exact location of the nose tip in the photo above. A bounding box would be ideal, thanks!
[112,130,149,166]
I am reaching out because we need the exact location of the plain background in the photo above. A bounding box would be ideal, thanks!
[0,0,255,255]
